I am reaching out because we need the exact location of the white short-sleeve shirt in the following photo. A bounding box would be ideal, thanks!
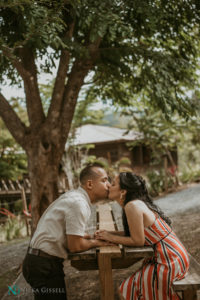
[30,187,91,259]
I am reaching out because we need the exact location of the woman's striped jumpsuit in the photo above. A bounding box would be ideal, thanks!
[120,216,189,300]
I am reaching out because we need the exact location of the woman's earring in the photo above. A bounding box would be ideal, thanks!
[120,193,125,205]
[119,193,125,207]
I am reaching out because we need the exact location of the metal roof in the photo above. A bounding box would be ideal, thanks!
[71,124,142,146]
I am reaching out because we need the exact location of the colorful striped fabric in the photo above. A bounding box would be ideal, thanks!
[120,216,189,300]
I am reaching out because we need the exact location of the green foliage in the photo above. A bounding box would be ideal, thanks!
[0,215,27,242]
[179,169,200,184]
[118,157,132,166]
[83,0,200,118]
[0,119,27,180]
[84,157,109,169]
[119,91,200,190]
[146,169,174,196]
[146,170,165,196]
[1,0,200,117]
[124,91,199,164]
[0,97,28,179]
[13,199,23,214]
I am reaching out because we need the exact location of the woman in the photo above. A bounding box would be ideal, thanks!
[95,172,189,300]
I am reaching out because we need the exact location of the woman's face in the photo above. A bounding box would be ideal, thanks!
[108,175,121,202]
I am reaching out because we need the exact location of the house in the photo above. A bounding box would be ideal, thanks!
[71,124,156,168]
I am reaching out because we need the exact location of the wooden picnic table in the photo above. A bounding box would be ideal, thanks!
[68,202,154,300]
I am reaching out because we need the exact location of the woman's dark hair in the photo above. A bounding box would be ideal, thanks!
[119,172,172,236]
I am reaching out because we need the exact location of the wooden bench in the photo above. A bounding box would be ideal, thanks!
[68,203,154,300]
[173,255,200,300]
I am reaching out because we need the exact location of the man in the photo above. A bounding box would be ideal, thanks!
[22,163,111,300]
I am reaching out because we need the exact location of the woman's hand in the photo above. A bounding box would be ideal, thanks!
[95,230,114,242]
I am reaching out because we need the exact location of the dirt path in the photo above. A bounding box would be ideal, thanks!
[156,183,200,215]
[0,238,29,275]
[1,183,200,299]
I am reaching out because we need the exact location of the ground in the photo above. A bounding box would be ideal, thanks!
[0,183,200,299]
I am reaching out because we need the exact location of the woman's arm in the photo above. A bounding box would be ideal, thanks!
[125,201,145,246]
[109,231,125,236]
[95,201,145,246]
[95,230,136,246]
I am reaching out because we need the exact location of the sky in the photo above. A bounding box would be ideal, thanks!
[0,73,112,111]
[1,83,25,99]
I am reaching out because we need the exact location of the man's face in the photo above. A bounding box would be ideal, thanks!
[91,167,111,202]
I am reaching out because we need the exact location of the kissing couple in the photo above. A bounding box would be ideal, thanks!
[23,163,189,300]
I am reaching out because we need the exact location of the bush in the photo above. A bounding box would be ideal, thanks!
[180,169,200,184]
[146,170,165,196]
[118,157,132,166]
[0,215,27,242]
[146,169,175,196]
[13,199,23,214]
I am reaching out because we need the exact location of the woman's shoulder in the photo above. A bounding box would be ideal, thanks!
[125,199,146,210]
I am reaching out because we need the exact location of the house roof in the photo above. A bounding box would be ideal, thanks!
[71,124,142,146]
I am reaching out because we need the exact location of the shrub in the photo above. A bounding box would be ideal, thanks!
[180,169,200,184]
[118,157,132,166]
[146,170,165,196]
[146,169,175,196]
[0,215,27,242]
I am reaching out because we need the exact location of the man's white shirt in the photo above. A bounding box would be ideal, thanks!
[30,187,91,259]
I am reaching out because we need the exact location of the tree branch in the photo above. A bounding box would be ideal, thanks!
[18,47,45,128]
[57,38,102,146]
[47,22,75,124]
[0,93,28,148]
[1,45,45,128]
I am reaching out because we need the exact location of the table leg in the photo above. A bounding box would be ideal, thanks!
[98,253,114,300]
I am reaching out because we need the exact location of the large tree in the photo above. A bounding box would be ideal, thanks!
[0,0,200,231]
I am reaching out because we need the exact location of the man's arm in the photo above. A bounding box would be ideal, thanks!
[66,234,111,253]
[83,233,92,239]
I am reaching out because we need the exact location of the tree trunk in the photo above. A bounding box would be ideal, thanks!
[27,141,63,234]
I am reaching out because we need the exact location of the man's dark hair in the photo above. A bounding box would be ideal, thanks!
[79,163,105,184]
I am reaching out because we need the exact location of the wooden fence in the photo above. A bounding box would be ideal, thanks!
[0,178,68,211]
